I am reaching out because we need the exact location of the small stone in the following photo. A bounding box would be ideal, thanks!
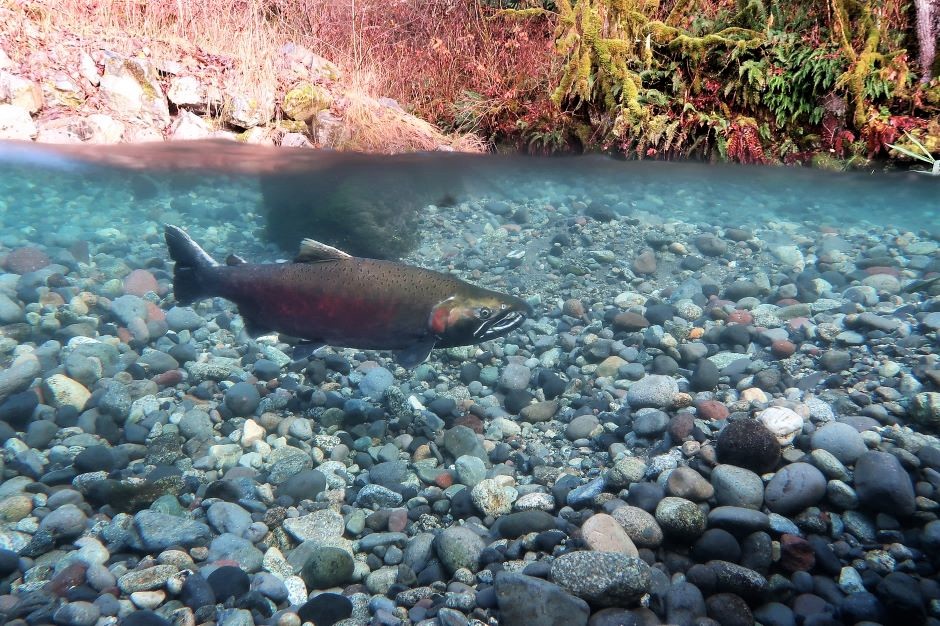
[757,406,803,446]
[359,367,395,398]
[39,503,87,539]
[42,374,91,411]
[764,463,826,515]
[300,546,354,589]
[779,534,815,572]
[581,513,639,556]
[710,464,764,509]
[224,382,261,417]
[655,497,706,541]
[550,551,651,607]
[810,421,867,464]
[495,572,589,626]
[435,526,485,574]
[472,478,517,516]
[854,450,916,517]
[566,414,600,440]
[696,399,729,421]
[53,601,101,626]
[606,456,647,489]
[910,392,940,429]
[627,375,679,409]
[123,269,159,296]
[118,564,178,593]
[632,249,657,275]
[695,235,727,257]
[499,363,532,392]
[666,466,714,502]
[520,400,558,422]
[613,312,650,331]
[133,510,212,551]
[297,592,353,626]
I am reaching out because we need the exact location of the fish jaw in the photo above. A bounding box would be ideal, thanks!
[429,290,532,348]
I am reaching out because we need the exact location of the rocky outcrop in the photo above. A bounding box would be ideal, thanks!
[0,23,469,153]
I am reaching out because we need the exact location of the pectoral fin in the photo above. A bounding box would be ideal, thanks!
[395,339,436,369]
[292,340,326,362]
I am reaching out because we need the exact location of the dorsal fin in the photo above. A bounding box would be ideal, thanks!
[225,254,247,266]
[295,238,352,263]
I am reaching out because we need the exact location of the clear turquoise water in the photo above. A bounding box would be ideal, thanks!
[0,140,938,243]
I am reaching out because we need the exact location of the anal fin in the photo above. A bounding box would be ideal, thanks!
[292,340,326,362]
[395,339,436,369]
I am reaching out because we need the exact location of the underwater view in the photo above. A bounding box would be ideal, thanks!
[1,138,940,626]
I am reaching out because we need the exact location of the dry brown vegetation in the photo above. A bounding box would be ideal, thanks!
[1,0,555,150]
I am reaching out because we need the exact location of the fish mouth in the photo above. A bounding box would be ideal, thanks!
[473,310,527,341]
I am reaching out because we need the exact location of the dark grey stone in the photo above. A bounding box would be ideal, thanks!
[495,572,589,626]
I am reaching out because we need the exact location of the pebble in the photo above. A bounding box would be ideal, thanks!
[300,546,353,589]
[655,496,706,541]
[854,450,917,516]
[757,406,804,445]
[359,366,395,398]
[581,512,639,556]
[471,478,517,516]
[763,462,827,515]
[810,421,867,464]
[666,466,714,501]
[133,510,212,551]
[224,381,261,416]
[495,572,589,626]
[52,601,101,626]
[297,592,353,626]
[627,374,679,409]
[710,464,764,509]
[435,526,485,573]
[550,551,651,606]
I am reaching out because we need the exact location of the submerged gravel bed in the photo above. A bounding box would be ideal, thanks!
[0,172,939,626]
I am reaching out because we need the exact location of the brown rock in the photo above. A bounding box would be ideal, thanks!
[581,513,639,556]
[696,400,730,421]
[668,414,695,440]
[771,340,796,358]
[4,246,50,274]
[632,249,657,275]
[666,466,714,502]
[520,400,558,423]
[596,356,626,378]
[779,533,815,572]
[123,269,159,296]
[453,414,484,434]
[562,298,586,318]
[613,312,650,331]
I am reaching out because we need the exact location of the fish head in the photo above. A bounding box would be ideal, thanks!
[429,290,533,348]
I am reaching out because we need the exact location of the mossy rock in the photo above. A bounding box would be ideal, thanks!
[811,153,847,171]
[276,119,310,134]
[282,83,333,122]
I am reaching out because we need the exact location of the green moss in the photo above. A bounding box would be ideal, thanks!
[282,83,333,122]
[123,60,158,100]
[276,119,310,134]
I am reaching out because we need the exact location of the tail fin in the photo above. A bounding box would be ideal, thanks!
[164,224,219,304]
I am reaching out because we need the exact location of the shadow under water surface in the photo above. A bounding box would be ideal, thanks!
[1,140,938,260]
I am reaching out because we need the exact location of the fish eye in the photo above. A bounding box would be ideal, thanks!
[478,307,492,319]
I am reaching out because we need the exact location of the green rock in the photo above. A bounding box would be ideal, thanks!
[300,546,354,589]
[151,494,185,517]
[911,392,940,429]
[282,83,333,121]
